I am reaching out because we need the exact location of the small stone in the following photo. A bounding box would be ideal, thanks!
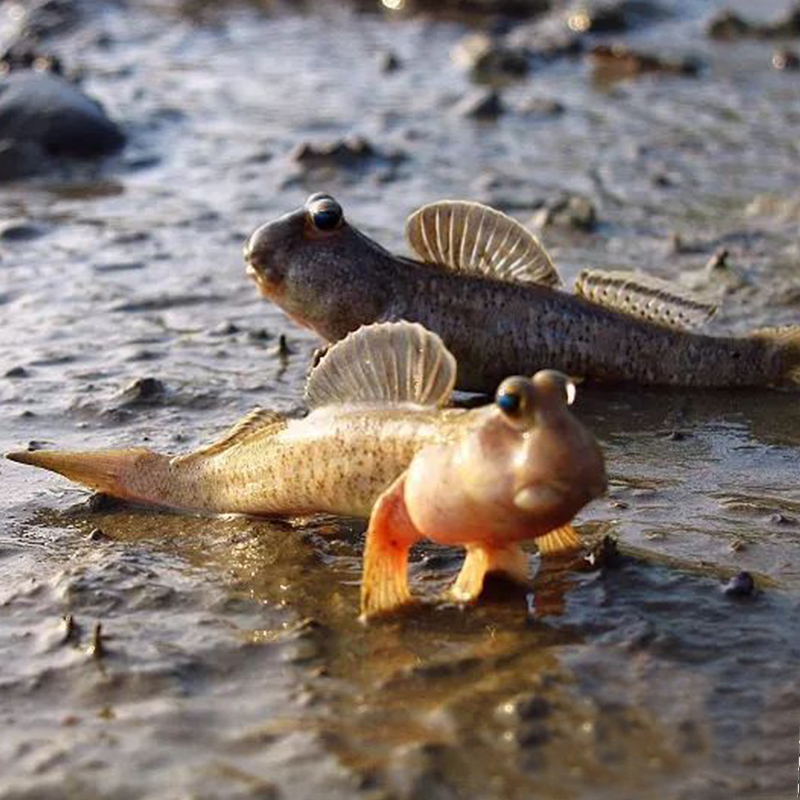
[706,10,751,40]
[87,527,108,542]
[89,622,107,658]
[4,366,28,378]
[531,193,597,232]
[722,571,755,598]
[118,376,165,405]
[729,539,747,552]
[0,220,45,241]
[210,321,240,336]
[452,32,529,85]
[772,49,800,71]
[454,88,504,119]
[379,49,402,73]
[705,248,729,271]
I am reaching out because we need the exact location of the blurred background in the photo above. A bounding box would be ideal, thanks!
[1,1,800,798]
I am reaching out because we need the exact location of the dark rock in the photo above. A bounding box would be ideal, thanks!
[4,366,28,378]
[378,49,402,73]
[565,0,668,33]
[531,193,597,232]
[454,88,504,119]
[0,70,124,179]
[290,135,404,171]
[118,376,166,405]
[399,0,549,18]
[452,33,530,84]
[0,220,45,241]
[772,49,800,70]
[591,44,700,81]
[705,248,730,271]
[707,4,800,40]
[722,571,756,598]
[707,10,752,40]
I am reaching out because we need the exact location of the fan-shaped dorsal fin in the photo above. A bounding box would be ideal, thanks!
[405,200,561,288]
[304,321,457,410]
[575,269,717,330]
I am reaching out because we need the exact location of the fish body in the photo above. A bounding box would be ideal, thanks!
[8,322,606,617]
[7,325,472,518]
[244,194,800,392]
[360,370,606,617]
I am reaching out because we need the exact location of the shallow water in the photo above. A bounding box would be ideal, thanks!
[2,0,800,797]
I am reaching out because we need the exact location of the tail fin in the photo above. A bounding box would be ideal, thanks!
[6,447,162,501]
[753,325,800,386]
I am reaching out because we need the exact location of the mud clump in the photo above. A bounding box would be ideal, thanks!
[453,88,505,119]
[531,193,598,232]
[591,43,701,80]
[451,33,530,84]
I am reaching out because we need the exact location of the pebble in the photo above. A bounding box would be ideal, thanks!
[453,88,504,119]
[772,50,800,71]
[451,33,529,84]
[0,220,45,241]
[722,571,756,598]
[118,376,166,405]
[530,193,597,232]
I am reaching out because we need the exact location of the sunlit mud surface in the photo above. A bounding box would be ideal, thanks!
[2,0,800,797]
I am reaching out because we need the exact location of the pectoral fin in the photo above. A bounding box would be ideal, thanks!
[450,544,530,603]
[360,474,421,620]
[405,200,561,287]
[536,524,584,556]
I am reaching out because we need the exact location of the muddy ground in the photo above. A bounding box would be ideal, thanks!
[1,0,799,798]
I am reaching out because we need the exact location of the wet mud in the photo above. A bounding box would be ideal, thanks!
[2,0,800,798]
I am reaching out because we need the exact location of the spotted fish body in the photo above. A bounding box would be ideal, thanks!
[6,325,477,517]
[243,194,800,392]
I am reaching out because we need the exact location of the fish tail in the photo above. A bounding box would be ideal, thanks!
[450,544,529,603]
[360,475,418,620]
[6,447,168,502]
[752,325,800,386]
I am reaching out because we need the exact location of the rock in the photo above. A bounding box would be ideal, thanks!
[591,44,701,81]
[117,376,166,405]
[0,70,125,179]
[565,0,668,33]
[722,571,756,598]
[289,135,405,171]
[451,32,529,85]
[772,49,800,70]
[378,49,402,73]
[706,10,752,40]
[0,220,46,241]
[400,0,549,17]
[531,193,597,232]
[453,88,504,119]
[707,4,800,40]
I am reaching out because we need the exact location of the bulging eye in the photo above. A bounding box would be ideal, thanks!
[495,377,533,424]
[307,195,343,231]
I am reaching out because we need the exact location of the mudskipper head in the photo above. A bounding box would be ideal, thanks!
[494,370,576,431]
[243,193,391,341]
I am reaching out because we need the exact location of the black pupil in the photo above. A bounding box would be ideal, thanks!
[497,391,521,414]
[312,204,341,230]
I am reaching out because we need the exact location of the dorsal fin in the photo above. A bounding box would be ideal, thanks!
[574,269,717,330]
[305,321,456,410]
[405,200,561,288]
[172,408,287,464]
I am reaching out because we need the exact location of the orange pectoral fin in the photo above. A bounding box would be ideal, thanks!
[536,523,583,557]
[450,544,530,604]
[360,474,421,621]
